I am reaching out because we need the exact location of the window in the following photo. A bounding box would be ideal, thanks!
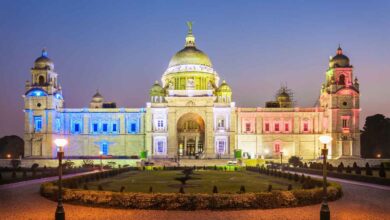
[217,140,226,154]
[245,123,251,132]
[55,118,61,132]
[274,123,280,132]
[92,123,99,133]
[102,123,108,132]
[130,123,137,133]
[339,74,345,85]
[342,119,348,128]
[157,141,164,153]
[303,122,309,132]
[285,123,289,132]
[217,119,225,128]
[74,123,81,133]
[101,143,108,156]
[265,123,270,132]
[38,75,45,86]
[34,116,42,132]
[112,123,118,133]
[157,120,164,130]
[274,143,281,153]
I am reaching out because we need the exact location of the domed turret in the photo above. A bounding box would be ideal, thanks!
[216,80,232,103]
[90,90,104,108]
[329,46,350,68]
[34,49,54,70]
[150,81,165,103]
[277,91,291,103]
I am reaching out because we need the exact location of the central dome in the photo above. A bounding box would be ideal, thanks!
[168,47,212,68]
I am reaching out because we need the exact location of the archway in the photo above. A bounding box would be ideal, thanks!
[177,113,205,157]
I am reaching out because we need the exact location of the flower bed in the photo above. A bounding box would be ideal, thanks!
[40,167,342,210]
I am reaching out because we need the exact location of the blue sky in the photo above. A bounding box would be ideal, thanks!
[0,0,389,136]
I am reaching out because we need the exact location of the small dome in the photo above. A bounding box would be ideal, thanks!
[329,46,350,68]
[34,49,54,70]
[277,91,290,102]
[91,90,103,103]
[217,80,232,93]
[149,81,165,96]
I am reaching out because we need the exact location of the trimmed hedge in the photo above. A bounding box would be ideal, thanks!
[284,167,390,186]
[40,167,342,210]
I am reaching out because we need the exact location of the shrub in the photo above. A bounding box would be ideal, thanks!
[23,170,27,178]
[12,171,16,178]
[268,184,272,192]
[120,186,125,192]
[10,159,21,169]
[365,163,373,176]
[355,166,362,175]
[379,163,386,178]
[288,184,292,191]
[83,184,88,190]
[300,174,305,184]
[0,172,2,180]
[31,163,39,176]
[346,165,352,174]
[98,185,103,191]
[239,185,246,194]
[213,185,218,194]
[288,156,303,167]
[149,186,153,193]
[63,160,75,170]
[337,162,344,173]
[294,173,299,182]
[179,186,185,194]
[303,163,308,168]
[353,162,358,170]
[82,159,94,168]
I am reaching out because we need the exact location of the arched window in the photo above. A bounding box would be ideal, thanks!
[338,74,345,85]
[38,75,45,86]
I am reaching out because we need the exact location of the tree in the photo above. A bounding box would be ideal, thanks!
[0,135,24,158]
[379,163,386,178]
[288,156,303,167]
[365,162,373,176]
[361,114,390,158]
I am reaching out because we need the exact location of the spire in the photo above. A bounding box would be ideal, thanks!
[41,48,48,57]
[337,44,343,55]
[185,21,195,47]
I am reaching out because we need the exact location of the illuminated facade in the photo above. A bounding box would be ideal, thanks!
[23,24,361,160]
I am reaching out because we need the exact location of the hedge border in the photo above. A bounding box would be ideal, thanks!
[40,167,342,210]
[284,167,390,186]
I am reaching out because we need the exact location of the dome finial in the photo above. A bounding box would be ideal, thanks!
[185,21,195,47]
[337,44,343,55]
[42,48,48,57]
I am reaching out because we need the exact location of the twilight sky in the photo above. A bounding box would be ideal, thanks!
[0,0,389,137]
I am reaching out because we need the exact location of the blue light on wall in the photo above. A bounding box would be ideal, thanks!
[26,88,47,97]
[55,118,61,132]
[34,116,42,132]
[101,142,108,155]
[54,93,63,100]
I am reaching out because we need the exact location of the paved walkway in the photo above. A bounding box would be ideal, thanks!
[0,171,389,220]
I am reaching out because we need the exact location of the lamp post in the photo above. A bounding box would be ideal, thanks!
[319,135,332,220]
[280,151,283,171]
[99,151,103,171]
[54,138,68,220]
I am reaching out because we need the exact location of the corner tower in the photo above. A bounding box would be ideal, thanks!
[23,49,64,157]
[319,46,360,158]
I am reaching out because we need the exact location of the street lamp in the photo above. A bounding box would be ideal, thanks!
[280,151,283,171]
[6,154,11,159]
[319,135,332,220]
[54,138,68,220]
[99,151,103,171]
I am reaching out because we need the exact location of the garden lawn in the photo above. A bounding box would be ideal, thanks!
[82,170,301,193]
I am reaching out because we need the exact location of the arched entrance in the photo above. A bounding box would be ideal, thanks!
[177,113,205,157]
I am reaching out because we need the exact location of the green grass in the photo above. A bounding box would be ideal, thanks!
[83,170,300,194]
